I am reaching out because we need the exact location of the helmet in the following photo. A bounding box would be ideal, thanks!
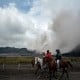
[56,49,60,53]
[47,50,49,53]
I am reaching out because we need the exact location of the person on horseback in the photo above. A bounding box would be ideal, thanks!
[45,50,52,63]
[55,49,62,69]
[42,50,52,69]
[45,50,52,61]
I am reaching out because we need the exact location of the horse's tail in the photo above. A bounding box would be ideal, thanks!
[67,61,73,68]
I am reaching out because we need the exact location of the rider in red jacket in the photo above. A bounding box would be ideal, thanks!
[45,50,52,62]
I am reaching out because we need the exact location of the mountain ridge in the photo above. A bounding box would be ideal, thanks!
[0,47,36,55]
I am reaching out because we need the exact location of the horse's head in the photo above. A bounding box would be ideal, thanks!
[31,57,35,67]
[35,57,43,68]
[31,57,39,68]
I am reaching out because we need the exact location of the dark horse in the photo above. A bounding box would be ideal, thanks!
[44,57,73,80]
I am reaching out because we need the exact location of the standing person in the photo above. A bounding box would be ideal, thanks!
[55,49,62,69]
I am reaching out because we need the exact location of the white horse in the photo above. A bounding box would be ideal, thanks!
[34,56,49,79]
[34,57,43,69]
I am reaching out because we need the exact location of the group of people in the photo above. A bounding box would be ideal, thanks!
[42,49,62,61]
[42,49,62,68]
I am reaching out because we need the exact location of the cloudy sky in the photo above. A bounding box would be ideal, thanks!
[0,0,80,53]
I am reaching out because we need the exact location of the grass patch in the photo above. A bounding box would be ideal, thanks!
[0,56,34,64]
[0,56,80,64]
[62,57,80,62]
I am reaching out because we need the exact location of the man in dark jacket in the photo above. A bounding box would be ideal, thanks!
[55,49,62,69]
[55,49,62,60]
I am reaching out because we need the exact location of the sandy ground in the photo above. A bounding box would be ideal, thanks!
[0,62,80,80]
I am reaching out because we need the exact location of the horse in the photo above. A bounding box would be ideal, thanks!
[31,57,43,74]
[31,56,50,79]
[58,60,73,80]
[44,57,73,80]
[31,56,56,79]
[43,57,57,80]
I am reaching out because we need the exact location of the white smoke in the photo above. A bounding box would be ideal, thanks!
[0,0,80,54]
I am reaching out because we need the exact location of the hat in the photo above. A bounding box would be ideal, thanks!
[56,49,60,52]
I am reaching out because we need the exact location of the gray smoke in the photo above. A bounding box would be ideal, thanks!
[31,10,80,53]
[50,10,80,53]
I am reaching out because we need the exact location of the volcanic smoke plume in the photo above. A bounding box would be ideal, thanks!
[34,10,80,54]
[49,10,80,53]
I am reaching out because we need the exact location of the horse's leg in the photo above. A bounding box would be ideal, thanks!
[52,69,57,79]
[35,63,41,74]
[49,70,52,80]
[32,64,34,67]
[58,69,65,80]
[65,69,70,80]
[35,67,39,74]
[35,67,41,79]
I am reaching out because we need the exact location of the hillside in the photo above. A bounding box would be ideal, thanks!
[0,47,36,56]
[62,45,80,57]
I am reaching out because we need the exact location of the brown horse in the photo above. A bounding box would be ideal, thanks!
[58,60,73,80]
[44,57,73,80]
[43,57,57,80]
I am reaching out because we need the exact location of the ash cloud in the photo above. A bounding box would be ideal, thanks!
[50,10,80,53]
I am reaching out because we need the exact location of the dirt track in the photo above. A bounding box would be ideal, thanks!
[0,62,80,80]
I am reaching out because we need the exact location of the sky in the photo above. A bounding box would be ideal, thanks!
[0,0,80,53]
